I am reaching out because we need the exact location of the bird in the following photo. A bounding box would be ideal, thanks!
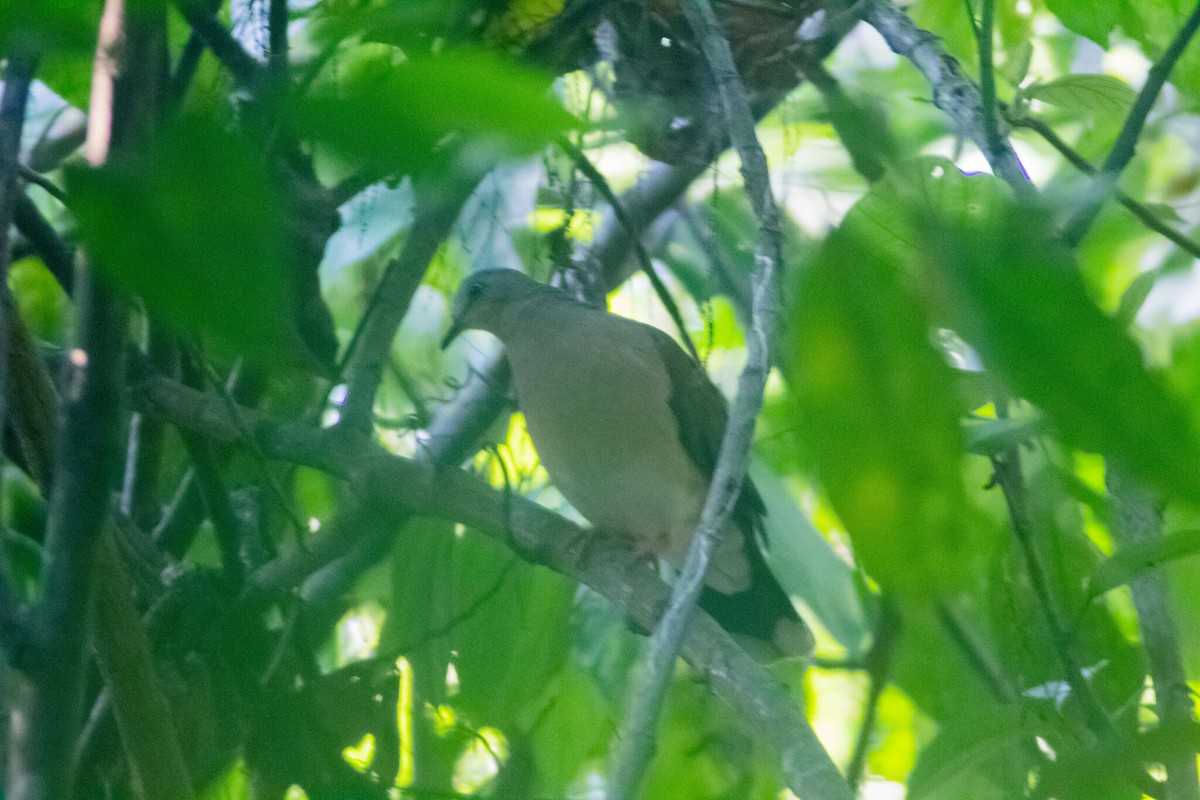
[442,268,811,658]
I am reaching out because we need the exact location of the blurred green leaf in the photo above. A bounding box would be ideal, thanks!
[39,53,95,109]
[925,201,1200,503]
[1025,75,1137,116]
[295,47,576,179]
[962,416,1045,455]
[749,463,870,650]
[1043,0,1121,45]
[789,224,969,599]
[524,665,612,793]
[907,710,1030,800]
[65,117,292,358]
[0,0,99,54]
[1089,528,1200,597]
[1114,269,1158,328]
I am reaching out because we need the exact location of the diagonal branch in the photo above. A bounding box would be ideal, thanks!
[338,169,486,434]
[862,0,1031,192]
[1013,116,1200,260]
[1062,1,1200,244]
[134,374,850,800]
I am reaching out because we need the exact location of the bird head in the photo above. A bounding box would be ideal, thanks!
[441,269,544,349]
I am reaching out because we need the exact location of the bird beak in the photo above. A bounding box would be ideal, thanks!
[441,319,464,350]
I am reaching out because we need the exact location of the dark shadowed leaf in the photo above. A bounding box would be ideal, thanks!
[294,47,576,179]
[789,225,969,599]
[66,118,292,358]
[0,0,99,54]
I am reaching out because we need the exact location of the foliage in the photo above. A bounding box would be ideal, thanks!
[4,0,1200,799]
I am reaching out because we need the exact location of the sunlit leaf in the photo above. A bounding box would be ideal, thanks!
[1025,75,1137,116]
[1114,269,1158,328]
[66,117,292,358]
[789,224,969,598]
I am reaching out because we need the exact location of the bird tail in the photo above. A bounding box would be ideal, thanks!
[699,531,812,660]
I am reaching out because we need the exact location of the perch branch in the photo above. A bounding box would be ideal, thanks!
[134,374,852,800]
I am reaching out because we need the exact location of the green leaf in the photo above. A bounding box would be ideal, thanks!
[1089,529,1200,597]
[1044,0,1120,45]
[789,224,969,599]
[1114,269,1158,328]
[0,0,99,54]
[1025,75,1137,116]
[962,416,1045,456]
[294,46,577,179]
[66,118,293,359]
[907,710,1030,800]
[750,462,870,650]
[925,201,1200,503]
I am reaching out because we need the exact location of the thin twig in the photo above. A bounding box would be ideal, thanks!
[556,136,701,362]
[605,0,841,798]
[847,600,899,791]
[1013,116,1200,260]
[974,0,1002,159]
[12,194,75,293]
[16,166,67,205]
[1063,1,1200,244]
[993,451,1164,798]
[173,0,267,91]
[862,0,1031,192]
[798,61,889,183]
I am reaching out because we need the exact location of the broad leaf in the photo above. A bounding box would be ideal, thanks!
[66,118,293,359]
[925,201,1200,503]
[295,46,576,179]
[1025,75,1137,116]
[789,224,969,599]
[750,463,870,650]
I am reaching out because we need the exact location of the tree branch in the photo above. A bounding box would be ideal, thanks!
[7,3,158,797]
[134,374,850,800]
[173,0,267,91]
[1012,116,1200,260]
[862,0,1031,192]
[605,0,817,796]
[1062,1,1200,244]
[338,170,485,434]
[1106,464,1200,800]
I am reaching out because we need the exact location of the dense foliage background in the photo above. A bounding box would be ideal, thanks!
[3,0,1200,798]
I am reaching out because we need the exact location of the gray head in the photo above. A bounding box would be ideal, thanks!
[441,270,551,349]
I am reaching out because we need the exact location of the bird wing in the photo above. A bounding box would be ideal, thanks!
[646,326,767,527]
